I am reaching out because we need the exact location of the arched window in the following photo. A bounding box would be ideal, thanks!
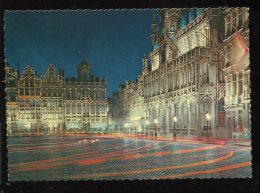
[183,104,188,126]
[30,79,34,87]
[202,64,209,84]
[190,104,196,128]
[160,46,166,64]
[218,97,225,127]
[25,78,29,87]
[203,98,210,111]
[168,72,173,90]
[203,97,211,124]
[238,115,243,132]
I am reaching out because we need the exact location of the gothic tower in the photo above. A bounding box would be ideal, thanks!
[160,8,180,39]
[77,60,92,82]
[142,54,148,75]
[151,14,158,51]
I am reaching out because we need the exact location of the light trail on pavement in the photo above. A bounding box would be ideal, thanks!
[8,135,251,180]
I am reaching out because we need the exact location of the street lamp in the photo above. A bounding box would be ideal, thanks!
[205,111,211,137]
[128,123,132,136]
[173,115,177,141]
[106,107,109,134]
[134,123,136,137]
[154,119,158,140]
[145,120,149,138]
[124,123,129,136]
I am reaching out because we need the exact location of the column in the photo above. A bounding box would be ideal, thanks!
[188,104,191,128]
[195,31,200,47]
[196,103,200,136]
[211,99,216,137]
[165,106,170,136]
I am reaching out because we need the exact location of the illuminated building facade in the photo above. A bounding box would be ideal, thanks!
[112,8,233,138]
[64,61,108,132]
[111,85,127,132]
[223,8,250,138]
[6,60,108,134]
[5,63,19,134]
[41,64,64,133]
[111,79,145,134]
[17,65,41,133]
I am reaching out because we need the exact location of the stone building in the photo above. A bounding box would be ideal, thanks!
[64,60,108,133]
[6,60,108,134]
[112,8,228,138]
[223,8,250,138]
[17,65,41,133]
[5,63,19,134]
[111,87,125,132]
[111,79,145,135]
[41,64,64,133]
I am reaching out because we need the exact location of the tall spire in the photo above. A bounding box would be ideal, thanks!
[157,8,180,42]
[151,14,158,50]
[161,9,180,37]
[142,54,148,75]
[17,62,20,77]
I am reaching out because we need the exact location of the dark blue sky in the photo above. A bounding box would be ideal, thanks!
[4,10,156,96]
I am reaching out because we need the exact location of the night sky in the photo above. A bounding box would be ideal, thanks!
[4,10,156,96]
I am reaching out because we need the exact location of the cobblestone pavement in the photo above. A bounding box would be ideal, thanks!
[8,135,251,181]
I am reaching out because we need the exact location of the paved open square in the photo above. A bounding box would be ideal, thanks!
[8,135,251,181]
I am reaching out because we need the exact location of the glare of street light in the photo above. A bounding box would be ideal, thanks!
[137,126,142,132]
[154,119,158,124]
[145,120,150,125]
[173,116,177,122]
[124,123,129,127]
[206,112,211,120]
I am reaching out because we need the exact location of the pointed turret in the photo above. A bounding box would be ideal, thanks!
[57,67,62,80]
[142,54,148,69]
[160,9,180,39]
[17,62,20,77]
[77,60,92,82]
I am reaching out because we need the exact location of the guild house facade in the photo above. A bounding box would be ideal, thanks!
[5,60,108,134]
[223,8,250,138]
[111,8,250,139]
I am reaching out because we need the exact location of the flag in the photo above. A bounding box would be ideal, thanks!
[231,32,249,72]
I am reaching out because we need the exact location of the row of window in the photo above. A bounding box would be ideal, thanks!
[177,28,209,54]
[17,88,107,100]
[65,104,107,115]
[19,114,41,119]
[226,72,250,97]
[144,66,209,97]
[225,8,247,36]
[18,79,40,87]
[64,91,106,100]
[19,88,41,96]
[15,113,108,120]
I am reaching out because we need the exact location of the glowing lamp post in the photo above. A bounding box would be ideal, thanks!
[154,119,158,140]
[206,111,211,137]
[124,123,129,136]
[107,108,109,134]
[145,120,149,138]
[173,115,177,141]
